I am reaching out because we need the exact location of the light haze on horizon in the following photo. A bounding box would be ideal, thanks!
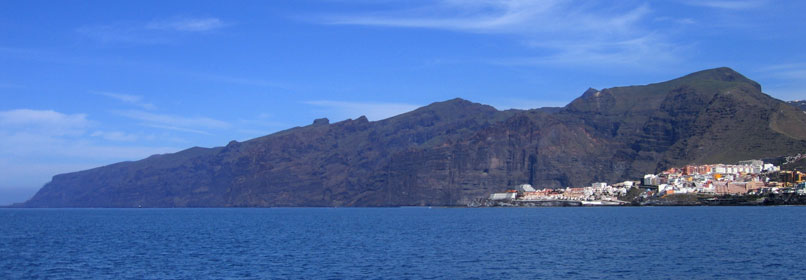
[2,0,805,205]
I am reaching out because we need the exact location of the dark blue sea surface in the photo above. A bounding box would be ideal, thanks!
[2,207,806,279]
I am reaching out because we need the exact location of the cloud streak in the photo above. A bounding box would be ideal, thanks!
[759,63,806,80]
[756,62,806,101]
[325,1,648,36]
[508,33,684,67]
[684,0,767,10]
[317,0,678,67]
[0,135,178,191]
[95,91,157,110]
[77,17,226,44]
[90,130,139,142]
[0,109,181,195]
[0,109,90,136]
[116,110,230,134]
[0,109,178,158]
[0,109,87,126]
[146,17,225,32]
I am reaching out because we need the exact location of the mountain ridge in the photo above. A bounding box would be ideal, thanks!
[18,67,806,207]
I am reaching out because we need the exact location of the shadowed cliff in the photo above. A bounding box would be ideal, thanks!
[21,67,806,207]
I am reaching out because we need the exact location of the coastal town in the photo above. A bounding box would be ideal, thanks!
[474,157,806,207]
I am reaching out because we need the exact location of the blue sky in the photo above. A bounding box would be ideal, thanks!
[1,0,805,205]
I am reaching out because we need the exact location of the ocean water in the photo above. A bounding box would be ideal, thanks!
[2,207,806,279]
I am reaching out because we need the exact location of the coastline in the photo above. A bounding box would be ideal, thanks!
[468,193,806,207]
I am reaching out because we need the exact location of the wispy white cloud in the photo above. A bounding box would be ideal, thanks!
[759,63,806,79]
[77,17,226,44]
[0,130,175,159]
[0,109,90,136]
[0,132,178,189]
[142,123,212,135]
[327,1,555,32]
[116,110,230,134]
[771,70,806,80]
[324,1,648,36]
[90,130,139,142]
[305,100,420,121]
[77,23,168,44]
[146,17,225,32]
[756,63,806,101]
[95,91,157,110]
[0,109,86,126]
[317,1,680,67]
[0,109,181,194]
[655,16,696,25]
[0,109,177,158]
[508,33,686,67]
[684,0,767,10]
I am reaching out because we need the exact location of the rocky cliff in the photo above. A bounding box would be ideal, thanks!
[21,67,806,207]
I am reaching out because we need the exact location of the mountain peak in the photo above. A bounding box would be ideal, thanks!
[580,88,601,97]
[565,67,765,115]
[378,97,501,128]
[419,98,496,113]
[675,67,761,91]
[440,97,473,105]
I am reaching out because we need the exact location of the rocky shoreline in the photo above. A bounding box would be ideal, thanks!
[469,193,806,207]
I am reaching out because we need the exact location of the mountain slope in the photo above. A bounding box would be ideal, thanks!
[24,99,512,207]
[20,67,806,207]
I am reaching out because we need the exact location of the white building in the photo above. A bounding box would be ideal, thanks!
[489,193,514,200]
[517,184,536,192]
[643,174,659,186]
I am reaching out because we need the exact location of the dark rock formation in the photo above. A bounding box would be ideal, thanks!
[20,67,806,207]
[790,100,806,111]
[313,118,329,126]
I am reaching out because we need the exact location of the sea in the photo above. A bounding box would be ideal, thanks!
[2,207,805,279]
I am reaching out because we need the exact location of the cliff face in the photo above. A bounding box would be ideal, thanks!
[22,68,806,207]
